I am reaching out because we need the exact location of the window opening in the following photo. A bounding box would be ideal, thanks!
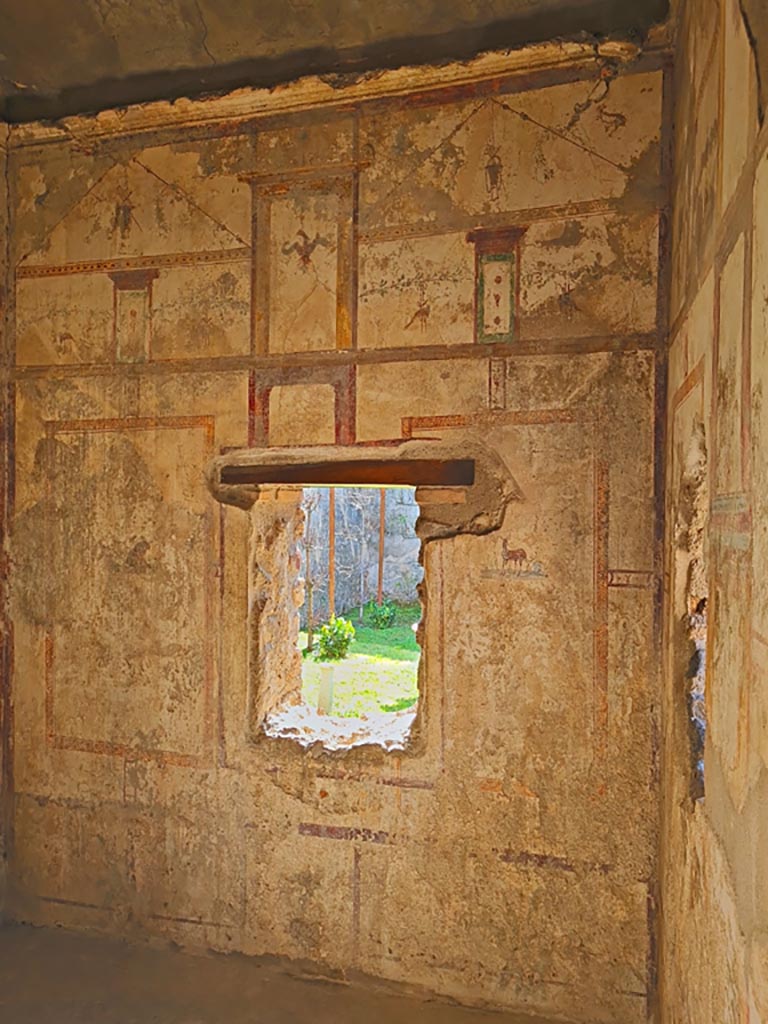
[263,485,423,751]
[207,440,516,755]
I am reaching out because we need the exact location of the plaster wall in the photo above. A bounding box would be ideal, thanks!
[0,123,8,918]
[3,46,665,1023]
[661,0,768,1019]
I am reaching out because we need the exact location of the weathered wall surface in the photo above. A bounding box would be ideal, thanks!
[0,0,670,123]
[0,123,9,919]
[5,46,665,1023]
[661,0,768,1019]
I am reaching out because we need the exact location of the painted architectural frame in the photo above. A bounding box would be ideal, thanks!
[246,168,358,355]
[467,226,527,344]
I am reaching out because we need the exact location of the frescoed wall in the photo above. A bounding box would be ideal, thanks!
[3,44,665,1023]
[0,123,9,920]
[661,0,768,1019]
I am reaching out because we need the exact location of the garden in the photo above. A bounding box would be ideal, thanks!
[299,600,421,717]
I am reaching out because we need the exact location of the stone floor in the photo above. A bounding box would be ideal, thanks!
[0,925,564,1023]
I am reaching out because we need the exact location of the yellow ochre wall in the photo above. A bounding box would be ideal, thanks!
[661,0,768,1019]
[3,43,665,1023]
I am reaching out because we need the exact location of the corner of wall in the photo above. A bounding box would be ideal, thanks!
[662,0,768,1016]
[0,117,9,924]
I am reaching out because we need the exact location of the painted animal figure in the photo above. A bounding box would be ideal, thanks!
[502,541,527,569]
[281,229,332,269]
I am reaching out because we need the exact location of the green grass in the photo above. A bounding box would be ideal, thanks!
[299,602,420,718]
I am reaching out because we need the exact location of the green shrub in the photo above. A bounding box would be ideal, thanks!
[314,616,355,661]
[369,599,397,629]
[379,696,418,713]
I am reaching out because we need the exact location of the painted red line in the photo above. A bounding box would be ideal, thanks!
[247,371,257,446]
[379,776,434,790]
[352,847,361,957]
[314,769,434,790]
[41,896,107,910]
[500,849,576,873]
[606,570,657,589]
[500,849,612,875]
[149,913,222,926]
[671,356,704,411]
[298,823,388,844]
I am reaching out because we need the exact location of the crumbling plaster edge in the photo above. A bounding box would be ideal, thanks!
[207,440,521,762]
[206,440,522,542]
[7,38,660,149]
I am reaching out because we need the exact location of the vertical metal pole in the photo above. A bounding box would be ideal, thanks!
[328,487,336,618]
[377,488,386,605]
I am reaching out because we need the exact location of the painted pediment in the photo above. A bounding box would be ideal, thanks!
[20,158,248,268]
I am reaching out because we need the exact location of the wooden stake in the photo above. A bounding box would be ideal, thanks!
[377,488,386,605]
[318,664,335,714]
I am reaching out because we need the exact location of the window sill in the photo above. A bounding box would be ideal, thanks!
[263,701,416,752]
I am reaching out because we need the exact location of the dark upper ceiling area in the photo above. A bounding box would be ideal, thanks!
[0,0,668,123]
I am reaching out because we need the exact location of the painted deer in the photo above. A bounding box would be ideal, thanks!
[502,541,527,570]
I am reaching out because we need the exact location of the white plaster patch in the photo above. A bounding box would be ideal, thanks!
[263,702,416,751]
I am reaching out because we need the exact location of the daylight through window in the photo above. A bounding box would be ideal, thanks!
[263,485,423,751]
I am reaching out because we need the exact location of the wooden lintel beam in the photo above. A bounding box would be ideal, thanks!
[220,458,475,488]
